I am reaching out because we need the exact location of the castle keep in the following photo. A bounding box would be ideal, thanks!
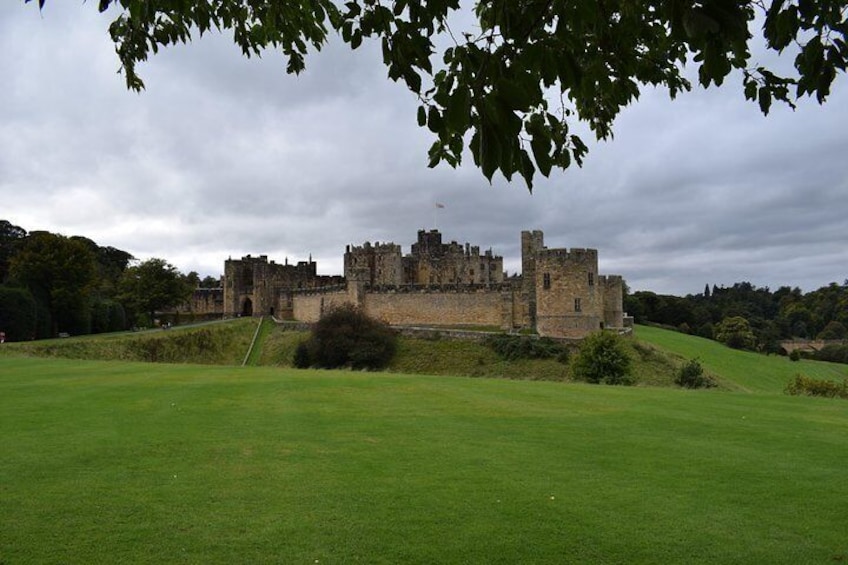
[200,230,624,339]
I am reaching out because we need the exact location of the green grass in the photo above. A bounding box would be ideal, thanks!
[635,325,848,393]
[258,327,682,385]
[243,318,275,366]
[0,319,257,365]
[6,321,847,393]
[1,356,846,563]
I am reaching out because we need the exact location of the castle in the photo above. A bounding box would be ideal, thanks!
[184,230,625,339]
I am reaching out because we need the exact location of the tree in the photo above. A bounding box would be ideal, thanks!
[714,315,756,350]
[200,275,221,288]
[8,231,97,336]
[0,220,27,284]
[0,286,38,341]
[184,271,201,289]
[817,320,847,340]
[25,0,847,189]
[118,258,193,326]
[572,331,633,385]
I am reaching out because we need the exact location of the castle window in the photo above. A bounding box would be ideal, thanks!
[588,272,594,286]
[543,273,551,290]
[574,298,582,312]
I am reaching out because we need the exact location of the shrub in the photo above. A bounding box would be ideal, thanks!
[784,374,848,399]
[292,342,312,369]
[695,322,714,340]
[789,349,801,362]
[813,344,848,365]
[485,334,569,362]
[572,331,633,385]
[714,316,756,350]
[295,304,397,370]
[674,358,716,389]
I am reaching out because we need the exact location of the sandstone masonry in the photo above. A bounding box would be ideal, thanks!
[187,229,625,339]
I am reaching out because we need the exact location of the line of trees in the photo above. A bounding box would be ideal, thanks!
[626,281,848,353]
[0,220,204,341]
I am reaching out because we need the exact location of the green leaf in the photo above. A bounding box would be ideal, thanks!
[531,135,552,177]
[417,105,427,127]
[479,125,501,182]
[758,86,772,115]
[444,87,470,132]
[427,106,444,133]
[744,78,757,101]
[518,149,535,192]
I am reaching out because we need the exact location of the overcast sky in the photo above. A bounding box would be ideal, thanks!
[2,3,846,295]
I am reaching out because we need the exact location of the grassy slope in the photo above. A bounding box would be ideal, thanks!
[635,325,848,393]
[1,357,846,564]
[0,319,258,365]
[5,321,847,393]
[259,327,682,386]
[243,318,275,366]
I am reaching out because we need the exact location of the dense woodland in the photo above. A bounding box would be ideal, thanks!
[626,281,848,358]
[2,219,846,362]
[0,219,212,341]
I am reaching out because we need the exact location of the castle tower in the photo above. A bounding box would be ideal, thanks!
[223,255,263,318]
[601,275,625,329]
[344,242,403,286]
[534,247,603,338]
[521,230,544,328]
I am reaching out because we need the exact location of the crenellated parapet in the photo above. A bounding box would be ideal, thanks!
[217,229,624,340]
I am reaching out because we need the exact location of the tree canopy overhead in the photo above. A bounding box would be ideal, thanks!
[26,0,847,189]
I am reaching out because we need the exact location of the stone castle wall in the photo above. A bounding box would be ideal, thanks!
[224,254,342,317]
[213,229,625,340]
[362,287,507,328]
[292,289,353,322]
[184,288,224,315]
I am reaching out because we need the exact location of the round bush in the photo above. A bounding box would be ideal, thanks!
[572,331,633,385]
[675,358,716,389]
[296,304,397,370]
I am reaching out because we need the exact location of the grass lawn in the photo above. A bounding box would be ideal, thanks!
[635,325,848,393]
[2,356,846,563]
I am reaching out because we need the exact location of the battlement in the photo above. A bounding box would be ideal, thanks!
[234,254,269,264]
[224,229,623,339]
[537,247,598,262]
[599,274,623,286]
[362,282,513,294]
[345,241,402,254]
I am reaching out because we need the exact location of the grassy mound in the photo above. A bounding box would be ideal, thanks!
[0,319,258,365]
[1,357,846,563]
[259,326,685,386]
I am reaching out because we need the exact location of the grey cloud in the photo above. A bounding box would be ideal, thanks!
[1,3,846,296]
